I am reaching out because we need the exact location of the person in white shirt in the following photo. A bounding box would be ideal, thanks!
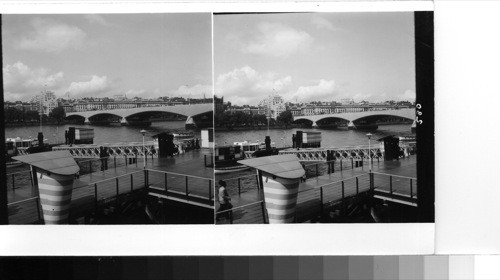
[216,180,232,220]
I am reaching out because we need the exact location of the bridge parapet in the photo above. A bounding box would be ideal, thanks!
[278,146,384,161]
[52,141,158,158]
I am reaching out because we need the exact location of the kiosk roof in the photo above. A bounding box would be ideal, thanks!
[13,150,80,176]
[238,154,305,179]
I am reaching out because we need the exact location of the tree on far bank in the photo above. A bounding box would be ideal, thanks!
[277,110,294,128]
[49,106,66,124]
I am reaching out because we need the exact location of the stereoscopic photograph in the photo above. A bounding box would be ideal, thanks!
[2,13,215,225]
[213,12,433,224]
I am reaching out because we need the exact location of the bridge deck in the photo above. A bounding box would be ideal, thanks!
[7,149,214,224]
[216,156,416,224]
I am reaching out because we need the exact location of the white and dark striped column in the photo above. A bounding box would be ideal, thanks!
[37,172,74,225]
[261,175,300,224]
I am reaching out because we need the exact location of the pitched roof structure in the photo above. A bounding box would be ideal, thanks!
[13,150,80,176]
[238,154,305,179]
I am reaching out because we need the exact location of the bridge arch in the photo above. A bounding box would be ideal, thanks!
[351,113,414,123]
[292,108,415,129]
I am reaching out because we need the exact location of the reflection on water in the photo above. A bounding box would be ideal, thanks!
[215,124,413,148]
[5,120,194,145]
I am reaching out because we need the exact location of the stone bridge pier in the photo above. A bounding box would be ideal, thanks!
[84,117,90,124]
[120,117,128,125]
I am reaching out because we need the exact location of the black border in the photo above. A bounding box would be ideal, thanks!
[415,11,434,223]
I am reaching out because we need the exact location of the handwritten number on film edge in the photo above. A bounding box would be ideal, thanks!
[415,104,423,125]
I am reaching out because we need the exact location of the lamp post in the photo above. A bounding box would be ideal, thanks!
[141,130,146,169]
[366,133,372,172]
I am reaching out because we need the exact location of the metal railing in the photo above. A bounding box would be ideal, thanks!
[77,155,154,176]
[216,200,267,224]
[6,155,152,191]
[7,196,42,224]
[218,171,417,224]
[147,170,214,203]
[6,169,34,192]
[300,158,377,179]
[371,172,417,199]
[216,173,260,196]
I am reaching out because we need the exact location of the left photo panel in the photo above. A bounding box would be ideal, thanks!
[2,14,215,225]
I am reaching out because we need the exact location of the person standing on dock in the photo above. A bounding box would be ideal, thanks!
[217,180,232,220]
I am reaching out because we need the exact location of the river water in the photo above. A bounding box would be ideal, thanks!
[215,124,413,148]
[5,120,194,145]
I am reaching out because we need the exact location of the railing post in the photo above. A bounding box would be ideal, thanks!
[204,154,207,167]
[130,173,134,192]
[356,177,359,195]
[209,180,212,201]
[116,177,120,196]
[341,181,345,201]
[30,171,34,190]
[36,197,41,223]
[315,164,319,177]
[351,158,354,169]
[410,179,413,199]
[320,187,324,218]
[94,183,98,211]
[144,169,149,188]
[370,173,374,190]
[114,157,117,169]
[238,178,241,196]
[135,154,138,167]
[164,173,168,191]
[125,155,128,167]
[261,201,267,224]
[185,176,189,196]
[340,159,342,171]
[390,175,393,195]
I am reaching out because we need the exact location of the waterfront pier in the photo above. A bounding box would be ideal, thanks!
[7,149,214,224]
[216,155,417,224]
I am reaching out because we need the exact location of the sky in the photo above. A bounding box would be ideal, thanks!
[214,12,416,106]
[2,14,212,102]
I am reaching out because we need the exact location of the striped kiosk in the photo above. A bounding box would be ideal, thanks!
[238,154,305,224]
[13,150,80,225]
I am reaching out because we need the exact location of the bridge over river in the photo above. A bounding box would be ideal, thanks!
[294,108,416,129]
[66,103,213,127]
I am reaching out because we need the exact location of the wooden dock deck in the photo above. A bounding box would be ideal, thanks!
[216,156,417,224]
[7,149,215,224]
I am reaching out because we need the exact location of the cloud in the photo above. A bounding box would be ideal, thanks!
[125,89,147,97]
[398,89,416,101]
[15,18,86,53]
[3,61,65,101]
[66,75,110,97]
[311,16,336,31]
[84,14,111,26]
[216,66,293,105]
[294,79,336,102]
[171,84,213,99]
[241,22,314,58]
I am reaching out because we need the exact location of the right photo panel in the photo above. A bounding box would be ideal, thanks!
[214,12,433,224]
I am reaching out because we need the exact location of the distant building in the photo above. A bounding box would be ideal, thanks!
[30,90,58,115]
[259,92,286,119]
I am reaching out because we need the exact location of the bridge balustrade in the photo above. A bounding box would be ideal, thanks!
[278,146,384,162]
